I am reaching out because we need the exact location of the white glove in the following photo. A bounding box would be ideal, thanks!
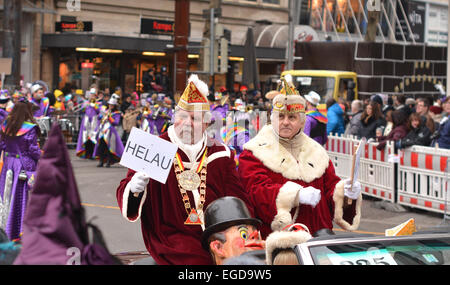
[343,178,361,200]
[129,172,151,194]
[298,186,321,207]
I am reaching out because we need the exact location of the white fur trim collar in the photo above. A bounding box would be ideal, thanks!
[243,125,329,182]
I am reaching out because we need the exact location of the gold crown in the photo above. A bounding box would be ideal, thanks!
[272,75,305,113]
[177,80,209,111]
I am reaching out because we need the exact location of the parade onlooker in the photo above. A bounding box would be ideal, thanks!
[393,94,412,117]
[155,66,170,94]
[397,112,432,149]
[326,98,345,136]
[406,97,416,112]
[93,97,124,168]
[358,101,386,140]
[429,104,443,125]
[415,97,436,134]
[121,104,140,144]
[142,68,156,93]
[432,96,450,149]
[120,94,132,114]
[0,99,41,240]
[382,96,395,116]
[376,109,409,151]
[383,109,394,136]
[303,91,327,145]
[344,99,363,136]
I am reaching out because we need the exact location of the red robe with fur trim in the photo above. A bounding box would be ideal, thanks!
[238,125,361,239]
[116,127,253,265]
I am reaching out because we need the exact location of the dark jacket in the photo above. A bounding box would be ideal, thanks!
[376,125,408,151]
[358,116,386,140]
[398,124,432,149]
[435,115,450,149]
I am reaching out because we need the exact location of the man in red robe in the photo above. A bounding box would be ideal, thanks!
[116,74,253,265]
[238,75,362,239]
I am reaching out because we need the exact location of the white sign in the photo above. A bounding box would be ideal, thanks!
[327,248,397,265]
[120,127,178,184]
[352,137,366,185]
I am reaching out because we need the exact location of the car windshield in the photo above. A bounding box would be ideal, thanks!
[292,76,335,100]
[308,236,450,265]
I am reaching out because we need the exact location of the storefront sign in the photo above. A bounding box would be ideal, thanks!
[55,21,93,32]
[81,62,94,69]
[140,18,175,36]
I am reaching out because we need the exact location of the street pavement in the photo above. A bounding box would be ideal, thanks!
[69,149,448,255]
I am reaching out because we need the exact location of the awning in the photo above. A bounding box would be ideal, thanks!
[42,33,287,60]
[252,24,320,49]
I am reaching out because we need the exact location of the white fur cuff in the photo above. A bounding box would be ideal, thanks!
[333,180,362,231]
[121,182,147,222]
[271,181,302,231]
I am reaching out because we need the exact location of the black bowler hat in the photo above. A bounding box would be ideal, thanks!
[201,196,261,250]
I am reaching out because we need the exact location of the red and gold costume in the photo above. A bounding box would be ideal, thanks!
[238,75,362,239]
[116,75,253,265]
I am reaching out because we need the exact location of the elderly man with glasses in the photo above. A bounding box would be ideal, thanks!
[238,75,362,239]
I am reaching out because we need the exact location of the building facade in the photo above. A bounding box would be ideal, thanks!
[0,0,448,96]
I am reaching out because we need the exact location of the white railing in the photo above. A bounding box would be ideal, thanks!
[325,134,450,214]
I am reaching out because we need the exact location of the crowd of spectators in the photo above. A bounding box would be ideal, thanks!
[340,93,450,150]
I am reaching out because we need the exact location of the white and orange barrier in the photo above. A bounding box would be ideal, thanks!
[325,135,396,203]
[325,135,450,215]
[397,146,450,214]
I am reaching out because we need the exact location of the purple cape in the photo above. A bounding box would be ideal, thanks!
[14,124,119,265]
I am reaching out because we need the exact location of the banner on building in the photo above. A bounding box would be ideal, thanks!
[140,18,175,36]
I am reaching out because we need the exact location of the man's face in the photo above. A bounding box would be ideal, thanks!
[415,101,428,116]
[273,112,304,139]
[173,109,208,144]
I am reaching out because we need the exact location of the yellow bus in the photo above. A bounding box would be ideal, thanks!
[281,70,358,102]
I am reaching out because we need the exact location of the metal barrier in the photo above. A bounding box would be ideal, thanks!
[51,113,81,148]
[397,146,450,215]
[326,134,396,204]
[35,113,82,148]
[326,134,450,215]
